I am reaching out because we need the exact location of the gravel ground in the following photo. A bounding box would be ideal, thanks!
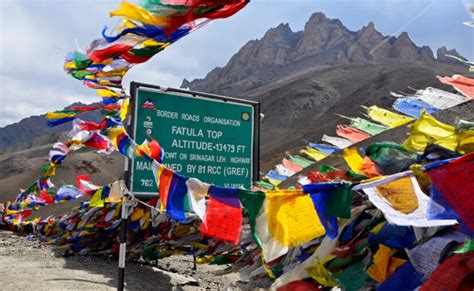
[0,230,242,290]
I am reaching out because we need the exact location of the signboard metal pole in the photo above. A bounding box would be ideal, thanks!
[118,113,133,291]
[117,193,128,291]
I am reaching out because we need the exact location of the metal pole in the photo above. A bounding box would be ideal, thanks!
[118,194,128,291]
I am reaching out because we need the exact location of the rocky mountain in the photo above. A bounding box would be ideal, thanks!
[182,12,462,97]
[0,12,471,202]
[180,12,470,161]
[436,46,468,64]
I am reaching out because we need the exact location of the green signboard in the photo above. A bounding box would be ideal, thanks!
[128,82,260,196]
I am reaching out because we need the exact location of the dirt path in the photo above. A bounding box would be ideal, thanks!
[0,230,242,290]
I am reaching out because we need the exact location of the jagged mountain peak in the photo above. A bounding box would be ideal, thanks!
[181,12,466,96]
[394,32,416,46]
[358,21,381,37]
[356,21,384,52]
[307,12,328,24]
[437,46,468,64]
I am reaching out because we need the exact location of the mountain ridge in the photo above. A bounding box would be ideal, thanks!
[181,12,464,97]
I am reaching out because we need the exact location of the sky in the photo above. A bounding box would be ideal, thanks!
[0,0,473,127]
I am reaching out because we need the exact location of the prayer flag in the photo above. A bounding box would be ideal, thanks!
[413,87,470,109]
[392,98,439,118]
[350,117,387,135]
[275,164,295,177]
[425,153,474,232]
[403,110,457,151]
[308,143,340,155]
[237,189,266,248]
[200,190,242,244]
[362,176,458,227]
[366,105,413,128]
[282,158,304,173]
[437,74,474,99]
[365,142,417,174]
[288,155,314,168]
[336,125,371,143]
[304,182,353,239]
[343,147,364,174]
[157,165,174,211]
[165,173,188,221]
[322,134,353,149]
[301,147,328,161]
[254,189,325,262]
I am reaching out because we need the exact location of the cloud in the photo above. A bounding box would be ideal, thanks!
[464,0,474,17]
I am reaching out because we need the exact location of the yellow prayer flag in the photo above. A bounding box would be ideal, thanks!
[64,61,77,70]
[141,39,168,48]
[370,221,387,235]
[387,257,406,274]
[367,244,397,282]
[366,105,413,128]
[266,190,325,247]
[375,177,418,214]
[457,129,474,154]
[343,147,364,174]
[110,2,169,27]
[89,188,105,208]
[108,127,126,148]
[301,147,328,161]
[97,68,129,78]
[45,112,76,119]
[131,207,144,221]
[140,210,151,230]
[120,98,130,121]
[42,163,57,177]
[403,110,456,151]
[96,89,122,98]
[307,255,339,287]
[265,176,282,186]
[409,164,431,190]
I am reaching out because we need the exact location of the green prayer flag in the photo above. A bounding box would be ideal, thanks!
[130,45,165,57]
[326,182,353,219]
[289,155,314,168]
[237,189,265,248]
[319,164,337,174]
[453,240,474,254]
[365,142,417,174]
[333,258,369,291]
[72,51,92,69]
[346,170,368,181]
[351,117,387,135]
[71,70,94,80]
[254,180,275,190]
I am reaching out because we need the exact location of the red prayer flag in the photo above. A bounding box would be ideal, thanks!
[77,121,102,131]
[426,153,474,231]
[336,125,371,143]
[420,253,474,291]
[88,44,133,63]
[76,174,90,190]
[199,196,242,245]
[70,105,101,112]
[282,158,304,173]
[159,167,174,209]
[40,190,54,204]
